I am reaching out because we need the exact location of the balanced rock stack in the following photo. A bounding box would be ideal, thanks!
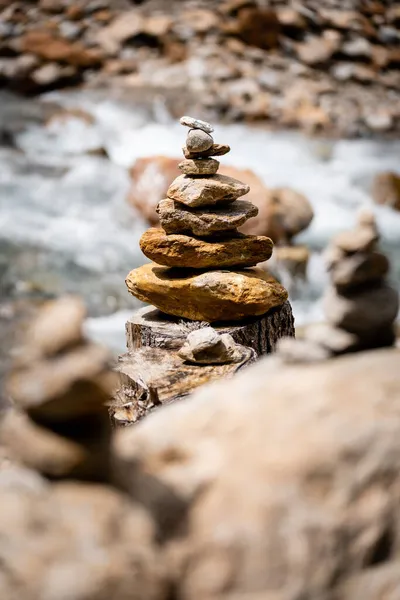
[126,116,288,322]
[322,211,399,351]
[279,211,399,361]
[1,297,117,481]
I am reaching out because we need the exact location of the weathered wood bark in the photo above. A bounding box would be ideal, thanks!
[126,301,295,357]
[111,302,295,427]
[111,344,256,427]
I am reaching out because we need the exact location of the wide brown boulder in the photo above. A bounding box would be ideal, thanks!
[125,262,287,321]
[115,348,400,599]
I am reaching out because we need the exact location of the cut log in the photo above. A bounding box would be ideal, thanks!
[111,302,295,427]
[126,301,295,357]
[111,344,256,427]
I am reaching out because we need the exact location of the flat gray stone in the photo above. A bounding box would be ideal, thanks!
[186,129,214,153]
[157,198,258,236]
[180,115,214,133]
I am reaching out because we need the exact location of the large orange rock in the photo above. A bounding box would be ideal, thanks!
[139,227,273,269]
[125,262,287,321]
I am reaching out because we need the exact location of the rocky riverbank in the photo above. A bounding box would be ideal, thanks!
[1,0,399,137]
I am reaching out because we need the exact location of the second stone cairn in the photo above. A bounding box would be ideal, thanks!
[126,116,289,322]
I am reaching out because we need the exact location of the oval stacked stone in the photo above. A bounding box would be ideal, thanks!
[126,116,287,322]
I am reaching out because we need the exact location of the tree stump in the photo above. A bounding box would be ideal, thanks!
[111,302,294,427]
[126,301,295,356]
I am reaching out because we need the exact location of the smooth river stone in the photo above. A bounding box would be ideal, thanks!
[323,284,399,335]
[125,263,288,322]
[183,143,230,159]
[178,158,219,176]
[167,174,250,208]
[157,199,258,237]
[180,115,214,133]
[140,228,273,269]
[186,129,214,153]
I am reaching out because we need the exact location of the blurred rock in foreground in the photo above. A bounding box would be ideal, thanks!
[2,296,118,480]
[115,347,400,599]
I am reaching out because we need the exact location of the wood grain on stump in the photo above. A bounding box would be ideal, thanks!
[112,302,294,427]
[126,302,295,356]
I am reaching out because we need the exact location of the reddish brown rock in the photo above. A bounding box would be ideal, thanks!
[234,6,280,49]
[372,171,400,211]
[128,156,180,225]
[20,31,102,67]
[220,167,314,242]
[139,227,273,269]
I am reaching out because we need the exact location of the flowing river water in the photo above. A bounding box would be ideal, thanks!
[1,90,399,353]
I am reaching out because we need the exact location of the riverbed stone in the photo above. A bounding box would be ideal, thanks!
[333,226,378,254]
[186,129,214,153]
[125,263,288,321]
[330,251,389,289]
[180,115,214,133]
[178,158,219,176]
[167,174,250,207]
[183,143,230,159]
[139,228,273,269]
[157,198,258,237]
[323,284,399,335]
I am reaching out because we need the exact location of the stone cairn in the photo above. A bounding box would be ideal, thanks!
[1,296,117,481]
[126,115,289,323]
[115,116,295,424]
[279,211,399,362]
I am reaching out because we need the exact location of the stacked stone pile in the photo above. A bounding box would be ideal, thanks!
[126,116,288,323]
[279,211,399,361]
[322,211,399,351]
[1,296,117,481]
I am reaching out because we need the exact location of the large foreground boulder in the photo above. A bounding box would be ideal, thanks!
[115,348,400,599]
